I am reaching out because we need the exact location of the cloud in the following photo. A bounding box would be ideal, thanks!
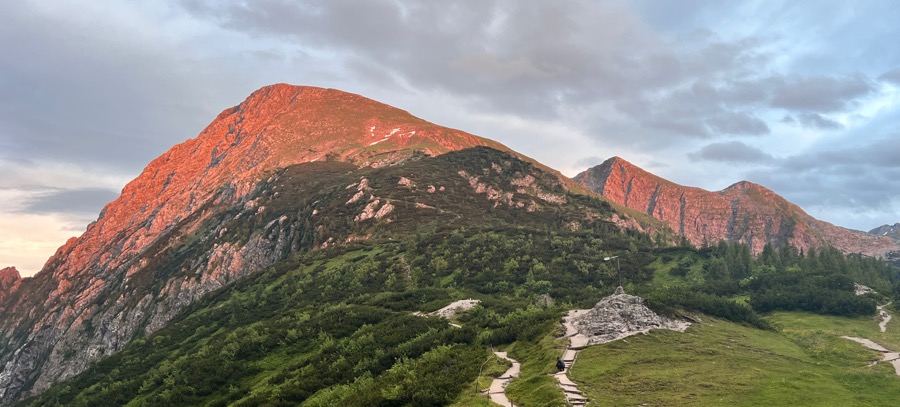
[705,110,770,135]
[175,1,772,137]
[742,133,900,230]
[790,113,843,130]
[770,75,875,113]
[880,68,900,85]
[167,0,892,159]
[574,156,608,169]
[782,136,900,172]
[0,2,270,173]
[688,141,774,163]
[17,188,120,216]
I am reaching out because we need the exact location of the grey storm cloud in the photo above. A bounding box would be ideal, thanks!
[688,141,774,163]
[18,188,120,216]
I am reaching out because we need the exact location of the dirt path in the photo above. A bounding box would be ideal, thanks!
[837,302,900,376]
[487,351,520,407]
[554,309,591,406]
[841,336,900,375]
[879,302,892,333]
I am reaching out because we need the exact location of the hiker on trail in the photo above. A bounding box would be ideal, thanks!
[556,357,565,372]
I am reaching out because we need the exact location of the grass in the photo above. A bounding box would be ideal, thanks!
[768,310,900,351]
[452,324,570,406]
[649,256,681,287]
[649,255,704,288]
[503,328,569,406]
[568,313,900,406]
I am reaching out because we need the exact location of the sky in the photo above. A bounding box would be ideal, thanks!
[3,1,900,276]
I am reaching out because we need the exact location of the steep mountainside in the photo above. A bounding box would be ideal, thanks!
[0,85,628,403]
[574,157,899,256]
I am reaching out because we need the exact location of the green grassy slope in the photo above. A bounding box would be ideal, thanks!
[571,312,900,407]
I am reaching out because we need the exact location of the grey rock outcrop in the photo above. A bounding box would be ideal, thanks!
[567,286,690,347]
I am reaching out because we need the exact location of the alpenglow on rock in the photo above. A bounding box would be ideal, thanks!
[574,156,900,257]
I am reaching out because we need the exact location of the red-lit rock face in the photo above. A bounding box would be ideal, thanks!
[63,84,507,278]
[575,157,899,256]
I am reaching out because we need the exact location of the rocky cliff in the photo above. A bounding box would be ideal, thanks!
[574,157,899,257]
[0,85,531,402]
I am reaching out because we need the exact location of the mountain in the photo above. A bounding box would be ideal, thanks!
[0,85,632,403]
[5,85,900,406]
[574,157,900,257]
[870,223,900,239]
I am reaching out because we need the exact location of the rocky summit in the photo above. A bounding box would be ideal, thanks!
[575,156,900,257]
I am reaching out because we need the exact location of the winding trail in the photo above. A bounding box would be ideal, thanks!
[487,351,520,407]
[555,309,591,407]
[841,301,899,376]
[878,302,892,333]
[841,336,900,375]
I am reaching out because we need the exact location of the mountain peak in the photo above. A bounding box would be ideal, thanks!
[603,155,634,166]
[722,180,773,193]
[599,156,646,174]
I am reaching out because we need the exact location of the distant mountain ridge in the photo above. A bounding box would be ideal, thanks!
[574,156,900,257]
[870,223,900,239]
